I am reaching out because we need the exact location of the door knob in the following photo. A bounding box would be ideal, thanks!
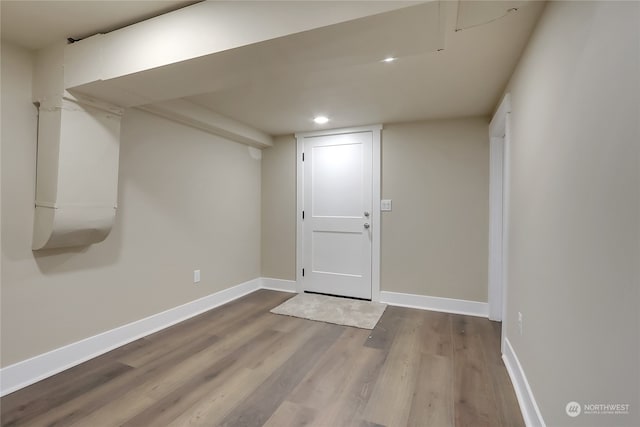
[364,223,370,229]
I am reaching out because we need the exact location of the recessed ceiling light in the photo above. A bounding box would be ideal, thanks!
[382,56,396,63]
[313,116,329,124]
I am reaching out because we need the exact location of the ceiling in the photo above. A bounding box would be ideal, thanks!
[0,0,200,51]
[186,1,545,135]
[1,1,545,136]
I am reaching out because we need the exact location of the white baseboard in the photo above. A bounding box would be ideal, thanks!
[260,277,297,293]
[502,338,546,427]
[1,281,493,397]
[380,291,489,318]
[0,277,262,397]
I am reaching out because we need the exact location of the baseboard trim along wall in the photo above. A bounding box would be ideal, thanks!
[0,277,266,397]
[1,282,493,396]
[380,291,489,318]
[502,338,546,427]
[261,277,297,293]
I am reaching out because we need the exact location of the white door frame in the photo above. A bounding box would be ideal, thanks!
[295,125,382,301]
[488,94,511,329]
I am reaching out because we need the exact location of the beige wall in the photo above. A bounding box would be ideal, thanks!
[504,2,639,426]
[260,118,490,302]
[1,41,262,367]
[381,118,489,301]
[261,135,296,280]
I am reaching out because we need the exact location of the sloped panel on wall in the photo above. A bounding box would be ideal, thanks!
[32,96,123,250]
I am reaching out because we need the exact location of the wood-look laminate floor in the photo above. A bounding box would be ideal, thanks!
[1,290,524,427]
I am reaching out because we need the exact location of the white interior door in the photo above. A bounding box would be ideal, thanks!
[301,131,373,299]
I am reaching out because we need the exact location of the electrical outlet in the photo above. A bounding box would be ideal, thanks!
[517,312,523,336]
[193,269,201,284]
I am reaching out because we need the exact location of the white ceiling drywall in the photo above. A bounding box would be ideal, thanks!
[186,1,545,135]
[66,2,439,107]
[0,0,200,51]
[1,1,545,136]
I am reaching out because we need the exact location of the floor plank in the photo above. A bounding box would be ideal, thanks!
[1,290,523,427]
[159,321,323,426]
[216,323,344,427]
[452,316,510,427]
[71,312,287,426]
[24,334,221,427]
[0,362,133,427]
[407,353,454,427]
[362,308,425,426]
[290,327,386,427]
[119,329,284,427]
[363,305,404,352]
[263,401,317,427]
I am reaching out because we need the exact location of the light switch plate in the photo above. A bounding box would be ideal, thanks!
[381,199,392,211]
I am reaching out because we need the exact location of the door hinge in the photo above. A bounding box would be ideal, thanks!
[302,268,305,277]
[302,152,305,161]
[302,210,305,220]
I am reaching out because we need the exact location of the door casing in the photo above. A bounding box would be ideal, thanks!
[488,93,511,352]
[295,125,382,301]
